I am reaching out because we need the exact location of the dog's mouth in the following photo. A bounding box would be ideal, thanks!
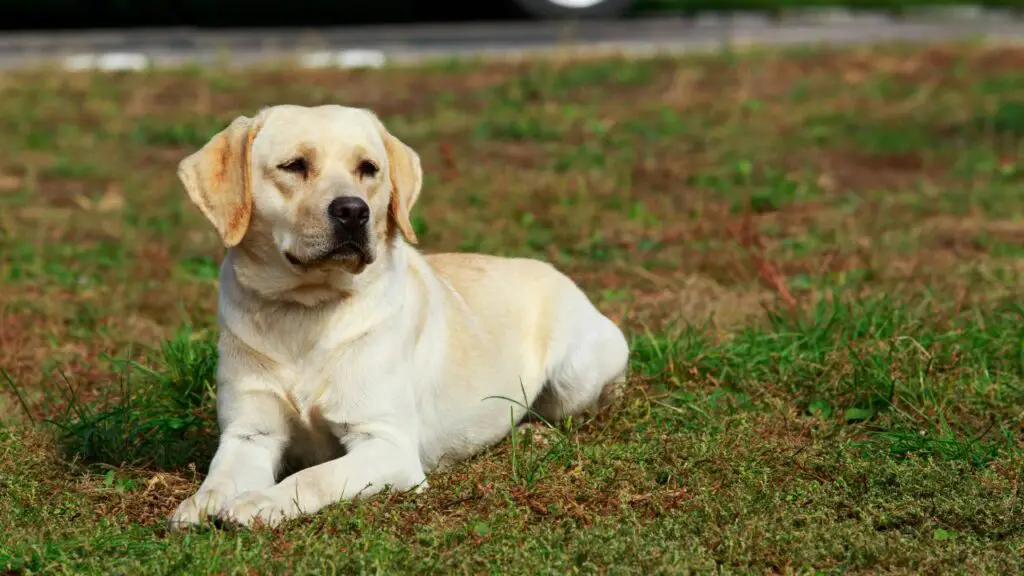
[284,242,373,269]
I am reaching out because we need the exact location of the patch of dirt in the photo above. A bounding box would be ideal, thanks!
[118,66,517,121]
[626,272,772,331]
[88,470,196,528]
[18,175,115,211]
[0,309,36,382]
[816,150,934,192]
[763,44,1024,93]
[883,45,1024,87]
[0,286,178,421]
[129,242,176,284]
[918,215,1024,249]
[461,140,550,171]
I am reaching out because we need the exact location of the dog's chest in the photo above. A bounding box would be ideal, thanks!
[246,307,351,393]
[226,291,404,429]
[264,345,358,419]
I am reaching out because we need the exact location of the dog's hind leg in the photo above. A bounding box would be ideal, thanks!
[530,311,629,424]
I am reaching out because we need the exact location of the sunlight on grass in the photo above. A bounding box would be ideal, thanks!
[3,42,1024,573]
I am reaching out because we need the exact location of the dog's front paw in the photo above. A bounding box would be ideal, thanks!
[217,490,294,529]
[167,490,233,530]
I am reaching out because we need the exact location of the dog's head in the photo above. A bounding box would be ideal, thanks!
[178,105,422,301]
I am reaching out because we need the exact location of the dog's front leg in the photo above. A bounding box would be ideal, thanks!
[218,430,425,528]
[168,390,289,530]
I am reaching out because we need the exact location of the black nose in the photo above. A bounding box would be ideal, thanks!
[327,197,370,229]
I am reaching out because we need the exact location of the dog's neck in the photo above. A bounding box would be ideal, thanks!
[215,243,413,363]
[222,237,409,310]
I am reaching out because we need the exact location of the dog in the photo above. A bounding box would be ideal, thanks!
[167,104,630,529]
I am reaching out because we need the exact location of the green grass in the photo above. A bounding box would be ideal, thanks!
[4,42,1024,573]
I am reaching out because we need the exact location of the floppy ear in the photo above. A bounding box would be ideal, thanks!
[177,115,262,248]
[369,113,422,244]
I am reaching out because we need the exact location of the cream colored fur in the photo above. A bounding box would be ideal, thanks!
[167,104,629,529]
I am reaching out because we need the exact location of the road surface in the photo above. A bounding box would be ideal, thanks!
[0,10,1022,70]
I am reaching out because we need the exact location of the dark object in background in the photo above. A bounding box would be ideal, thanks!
[0,0,414,29]
[0,0,634,30]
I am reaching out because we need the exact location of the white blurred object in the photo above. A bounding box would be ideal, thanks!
[299,49,387,69]
[547,0,605,7]
[511,0,636,18]
[63,52,149,71]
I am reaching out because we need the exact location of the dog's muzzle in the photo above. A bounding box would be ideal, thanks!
[282,197,374,268]
[326,196,372,264]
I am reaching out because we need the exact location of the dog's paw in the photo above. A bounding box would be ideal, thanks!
[167,490,232,530]
[217,490,293,529]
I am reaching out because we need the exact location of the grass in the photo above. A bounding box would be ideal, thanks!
[3,41,1024,573]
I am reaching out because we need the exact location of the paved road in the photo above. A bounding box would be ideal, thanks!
[1,11,1022,70]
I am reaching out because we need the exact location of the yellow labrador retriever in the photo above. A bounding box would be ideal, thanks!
[167,104,629,529]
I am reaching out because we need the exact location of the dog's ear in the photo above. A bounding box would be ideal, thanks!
[177,115,262,248]
[368,112,422,244]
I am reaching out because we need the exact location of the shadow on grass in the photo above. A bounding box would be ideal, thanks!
[45,330,219,471]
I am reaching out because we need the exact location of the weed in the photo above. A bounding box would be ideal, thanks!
[46,329,218,470]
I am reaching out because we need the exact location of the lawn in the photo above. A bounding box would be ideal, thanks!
[2,41,1024,574]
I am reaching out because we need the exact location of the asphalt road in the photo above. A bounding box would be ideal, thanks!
[0,11,1022,71]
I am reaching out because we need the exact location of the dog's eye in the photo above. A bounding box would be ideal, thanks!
[278,158,308,175]
[357,160,379,178]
